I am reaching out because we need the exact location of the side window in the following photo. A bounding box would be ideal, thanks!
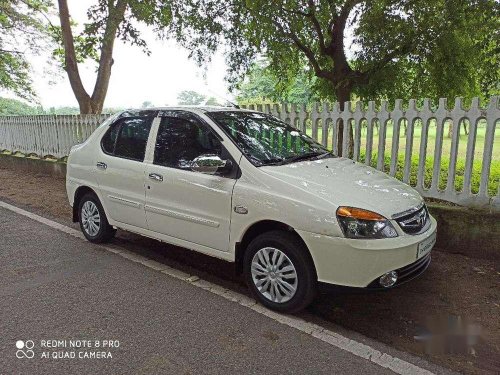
[154,116,222,169]
[101,117,153,161]
[101,121,120,154]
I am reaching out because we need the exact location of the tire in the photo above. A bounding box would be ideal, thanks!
[243,230,317,313]
[78,192,116,243]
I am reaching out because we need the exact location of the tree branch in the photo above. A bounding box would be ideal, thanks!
[288,32,334,82]
[307,0,326,54]
[360,41,415,81]
[0,48,25,55]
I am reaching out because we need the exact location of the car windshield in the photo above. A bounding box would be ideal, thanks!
[207,111,333,166]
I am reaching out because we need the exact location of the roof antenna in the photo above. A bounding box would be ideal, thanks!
[206,88,240,109]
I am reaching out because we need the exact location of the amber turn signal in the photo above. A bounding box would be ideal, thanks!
[336,206,386,221]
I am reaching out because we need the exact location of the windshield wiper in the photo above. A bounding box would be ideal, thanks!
[279,151,331,165]
[259,158,285,166]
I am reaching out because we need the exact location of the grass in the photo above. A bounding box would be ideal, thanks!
[305,120,500,196]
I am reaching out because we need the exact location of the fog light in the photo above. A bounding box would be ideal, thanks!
[379,271,398,287]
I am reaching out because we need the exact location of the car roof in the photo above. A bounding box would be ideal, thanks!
[116,106,256,116]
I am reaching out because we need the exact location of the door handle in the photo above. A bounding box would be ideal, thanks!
[96,162,107,170]
[148,173,163,182]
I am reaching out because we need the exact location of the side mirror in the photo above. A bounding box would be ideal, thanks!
[191,154,232,175]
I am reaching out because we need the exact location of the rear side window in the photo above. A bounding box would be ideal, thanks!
[101,121,120,154]
[101,117,153,161]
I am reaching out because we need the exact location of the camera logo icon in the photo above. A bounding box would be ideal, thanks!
[16,340,35,359]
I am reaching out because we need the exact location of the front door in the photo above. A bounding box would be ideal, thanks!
[95,115,154,229]
[144,113,237,252]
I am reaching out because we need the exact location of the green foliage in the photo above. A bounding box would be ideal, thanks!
[0,99,124,115]
[176,90,221,106]
[352,0,500,103]
[0,0,52,100]
[0,97,44,115]
[167,0,499,103]
[205,96,219,105]
[236,60,321,105]
[177,90,206,105]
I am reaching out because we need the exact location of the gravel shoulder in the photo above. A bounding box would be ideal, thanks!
[0,165,498,374]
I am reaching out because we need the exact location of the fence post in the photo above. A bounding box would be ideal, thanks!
[403,100,418,183]
[389,99,404,177]
[479,96,499,198]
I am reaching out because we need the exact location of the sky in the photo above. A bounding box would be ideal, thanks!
[30,0,232,109]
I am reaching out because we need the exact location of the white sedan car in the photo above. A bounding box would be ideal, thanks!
[66,107,437,312]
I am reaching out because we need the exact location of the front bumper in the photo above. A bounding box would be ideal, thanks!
[365,252,431,289]
[297,216,437,288]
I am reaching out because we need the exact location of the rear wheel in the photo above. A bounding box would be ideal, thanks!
[78,193,116,243]
[243,231,316,313]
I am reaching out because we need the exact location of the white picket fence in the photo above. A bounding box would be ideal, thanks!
[0,97,499,211]
[0,114,109,160]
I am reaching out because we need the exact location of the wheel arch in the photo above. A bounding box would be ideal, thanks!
[234,220,315,276]
[72,186,100,223]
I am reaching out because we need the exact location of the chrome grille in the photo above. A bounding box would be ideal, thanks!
[395,205,429,235]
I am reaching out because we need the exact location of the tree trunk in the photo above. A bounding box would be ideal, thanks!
[335,85,354,157]
[58,0,92,114]
[78,97,105,114]
[57,0,126,114]
[90,0,127,113]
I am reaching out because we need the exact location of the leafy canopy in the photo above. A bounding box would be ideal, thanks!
[236,60,321,105]
[167,0,499,103]
[0,0,52,101]
[176,90,221,105]
[0,97,44,115]
[177,90,207,105]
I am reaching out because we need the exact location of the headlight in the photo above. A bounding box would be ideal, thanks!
[336,206,398,239]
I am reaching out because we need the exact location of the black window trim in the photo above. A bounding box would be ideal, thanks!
[100,115,156,162]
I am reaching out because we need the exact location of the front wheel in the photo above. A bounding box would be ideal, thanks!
[78,193,116,243]
[243,231,317,313]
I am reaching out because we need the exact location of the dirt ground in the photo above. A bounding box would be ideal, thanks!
[0,165,498,374]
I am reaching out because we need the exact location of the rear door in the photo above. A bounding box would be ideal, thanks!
[95,115,155,229]
[144,112,238,253]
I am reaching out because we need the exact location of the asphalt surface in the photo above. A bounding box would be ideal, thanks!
[0,206,398,375]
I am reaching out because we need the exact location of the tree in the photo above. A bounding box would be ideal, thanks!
[177,90,206,105]
[55,0,171,114]
[167,0,499,154]
[0,97,44,115]
[0,0,52,101]
[237,60,320,105]
[205,96,219,105]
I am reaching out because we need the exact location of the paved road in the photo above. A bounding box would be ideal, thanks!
[0,206,398,375]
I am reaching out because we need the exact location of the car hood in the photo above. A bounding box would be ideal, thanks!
[260,157,423,218]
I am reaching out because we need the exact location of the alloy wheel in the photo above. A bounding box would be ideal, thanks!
[251,247,298,303]
[81,201,101,237]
